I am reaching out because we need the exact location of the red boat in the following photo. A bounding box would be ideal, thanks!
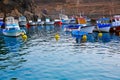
[54,19,62,26]
[110,15,120,33]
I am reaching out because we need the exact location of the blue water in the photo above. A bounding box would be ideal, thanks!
[0,25,120,80]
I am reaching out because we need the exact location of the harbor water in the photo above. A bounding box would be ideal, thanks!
[0,25,120,80]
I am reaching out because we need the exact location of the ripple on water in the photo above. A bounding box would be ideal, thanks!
[0,26,120,80]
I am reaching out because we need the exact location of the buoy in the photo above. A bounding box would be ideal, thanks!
[82,34,87,42]
[21,32,27,41]
[98,32,103,38]
[54,33,60,41]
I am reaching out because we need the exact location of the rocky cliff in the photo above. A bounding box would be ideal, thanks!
[0,0,120,19]
[0,0,34,19]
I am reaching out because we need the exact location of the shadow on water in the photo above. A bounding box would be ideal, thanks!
[0,36,8,54]
[0,37,27,77]
[1,36,23,53]
[81,32,118,43]
[91,32,111,43]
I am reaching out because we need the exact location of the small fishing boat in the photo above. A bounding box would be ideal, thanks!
[2,17,25,37]
[18,16,27,27]
[54,19,62,26]
[64,17,95,33]
[69,18,76,24]
[59,13,70,25]
[110,15,120,33]
[94,17,111,32]
[80,25,95,33]
[44,18,54,25]
[37,18,44,26]
[64,24,81,32]
[77,17,95,33]
[28,20,37,26]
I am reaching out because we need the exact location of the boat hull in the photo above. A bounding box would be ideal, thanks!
[19,21,27,27]
[81,26,95,33]
[37,21,44,26]
[3,29,23,37]
[94,26,110,32]
[45,22,54,25]
[64,24,81,32]
[110,26,120,33]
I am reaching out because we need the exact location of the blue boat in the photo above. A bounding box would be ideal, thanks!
[95,17,111,32]
[18,16,27,27]
[64,24,81,31]
[2,17,26,37]
[0,18,3,27]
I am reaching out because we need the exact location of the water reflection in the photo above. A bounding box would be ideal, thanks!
[3,36,23,52]
[91,32,111,43]
[0,37,27,79]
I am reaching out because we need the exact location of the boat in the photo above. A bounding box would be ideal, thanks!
[18,16,27,27]
[64,16,95,33]
[2,17,26,37]
[59,14,70,25]
[28,20,37,26]
[76,17,95,33]
[80,25,95,33]
[110,15,120,33]
[69,18,76,24]
[64,24,81,32]
[44,18,54,25]
[54,19,62,26]
[94,17,111,32]
[37,18,44,26]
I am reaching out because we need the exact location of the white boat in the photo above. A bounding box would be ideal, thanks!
[28,20,37,26]
[37,18,44,26]
[80,25,95,33]
[94,17,111,32]
[77,17,95,33]
[44,18,54,25]
[64,17,95,33]
[94,26,110,32]
[2,17,25,37]
[59,14,70,24]
[18,16,27,27]
[69,19,76,24]
[110,15,120,32]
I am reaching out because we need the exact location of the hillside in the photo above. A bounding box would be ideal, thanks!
[35,0,120,18]
[0,0,120,19]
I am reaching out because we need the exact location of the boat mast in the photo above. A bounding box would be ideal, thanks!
[111,0,115,16]
[76,0,79,15]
